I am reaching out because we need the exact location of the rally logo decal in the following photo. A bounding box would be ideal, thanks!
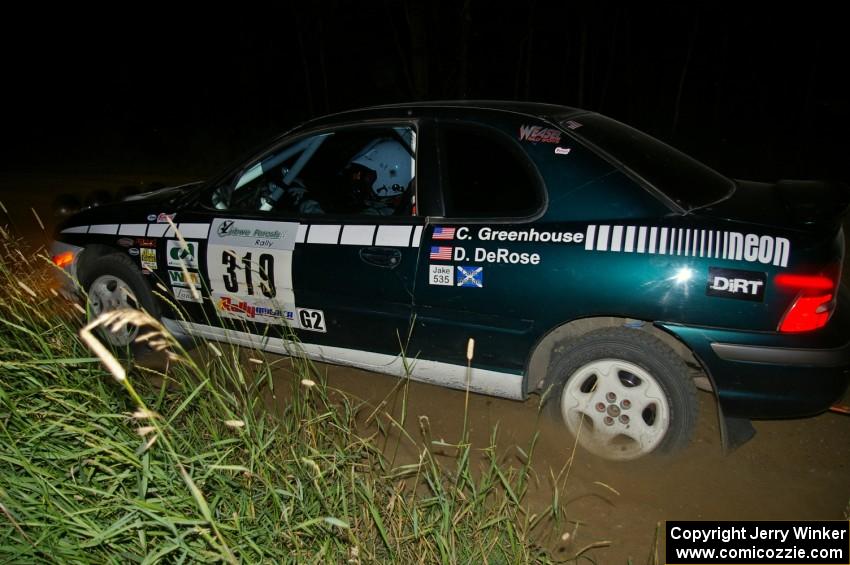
[706,267,766,302]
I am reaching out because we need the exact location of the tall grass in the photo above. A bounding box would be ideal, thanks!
[0,232,575,563]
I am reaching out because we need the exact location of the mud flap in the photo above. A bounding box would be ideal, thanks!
[719,414,757,453]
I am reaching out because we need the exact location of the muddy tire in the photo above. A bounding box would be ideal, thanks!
[80,253,160,354]
[546,327,697,460]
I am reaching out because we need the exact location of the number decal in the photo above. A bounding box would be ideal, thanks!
[242,252,254,295]
[428,264,453,286]
[220,251,275,296]
[297,308,326,333]
[223,250,238,292]
[207,218,299,328]
[258,253,275,298]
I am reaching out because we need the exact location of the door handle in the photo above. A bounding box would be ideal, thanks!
[359,246,402,269]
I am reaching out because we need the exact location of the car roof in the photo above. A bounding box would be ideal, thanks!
[298,100,585,130]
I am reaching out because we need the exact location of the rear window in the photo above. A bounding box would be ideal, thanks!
[563,114,734,211]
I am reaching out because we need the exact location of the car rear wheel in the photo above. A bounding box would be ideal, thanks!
[547,328,697,460]
[81,253,160,351]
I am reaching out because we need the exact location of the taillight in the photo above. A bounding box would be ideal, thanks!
[776,270,838,333]
[52,251,74,268]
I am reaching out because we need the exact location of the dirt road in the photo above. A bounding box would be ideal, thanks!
[5,172,849,563]
[275,358,850,563]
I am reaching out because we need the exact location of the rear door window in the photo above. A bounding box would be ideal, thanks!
[438,124,544,219]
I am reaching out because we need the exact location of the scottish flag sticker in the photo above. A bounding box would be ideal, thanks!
[456,265,484,288]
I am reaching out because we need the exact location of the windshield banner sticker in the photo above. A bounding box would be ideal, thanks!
[519,125,561,144]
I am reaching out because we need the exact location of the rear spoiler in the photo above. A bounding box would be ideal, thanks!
[774,180,850,231]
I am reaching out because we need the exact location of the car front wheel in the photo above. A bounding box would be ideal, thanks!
[81,253,160,350]
[547,327,697,460]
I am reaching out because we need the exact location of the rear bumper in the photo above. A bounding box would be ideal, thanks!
[660,291,850,420]
[710,340,850,367]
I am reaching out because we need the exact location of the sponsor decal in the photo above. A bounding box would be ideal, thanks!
[217,295,284,319]
[168,269,201,288]
[167,240,198,269]
[432,226,456,240]
[456,265,484,288]
[583,225,791,267]
[128,248,140,256]
[706,267,766,302]
[209,218,297,249]
[430,246,452,261]
[554,147,572,155]
[140,248,158,271]
[216,219,240,237]
[564,120,583,130]
[117,237,134,247]
[173,286,203,303]
[136,237,156,248]
[519,125,562,144]
[156,212,175,223]
[429,264,453,286]
[297,308,326,332]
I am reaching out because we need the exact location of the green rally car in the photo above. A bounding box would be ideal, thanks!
[51,101,850,460]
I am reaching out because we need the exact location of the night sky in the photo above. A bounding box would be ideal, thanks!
[3,4,848,182]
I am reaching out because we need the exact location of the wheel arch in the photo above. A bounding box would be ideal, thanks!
[76,244,128,285]
[525,316,713,396]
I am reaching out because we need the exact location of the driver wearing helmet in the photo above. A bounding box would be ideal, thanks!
[344,138,414,216]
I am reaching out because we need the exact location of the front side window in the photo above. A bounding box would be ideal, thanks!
[210,126,417,217]
[439,125,543,218]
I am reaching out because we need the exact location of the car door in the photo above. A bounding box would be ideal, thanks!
[410,120,548,378]
[189,121,428,366]
[289,123,427,363]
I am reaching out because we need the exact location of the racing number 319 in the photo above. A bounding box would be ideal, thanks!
[222,251,275,297]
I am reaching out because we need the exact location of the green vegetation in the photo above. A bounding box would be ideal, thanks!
[0,233,579,563]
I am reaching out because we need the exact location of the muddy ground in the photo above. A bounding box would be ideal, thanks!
[2,172,849,563]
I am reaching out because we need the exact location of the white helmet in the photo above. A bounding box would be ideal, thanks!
[349,138,413,198]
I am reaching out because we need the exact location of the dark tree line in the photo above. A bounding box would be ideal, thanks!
[2,3,847,181]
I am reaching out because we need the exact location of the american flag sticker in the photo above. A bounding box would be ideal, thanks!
[430,246,453,260]
[433,226,456,240]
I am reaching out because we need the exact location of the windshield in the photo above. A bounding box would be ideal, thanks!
[562,114,734,211]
